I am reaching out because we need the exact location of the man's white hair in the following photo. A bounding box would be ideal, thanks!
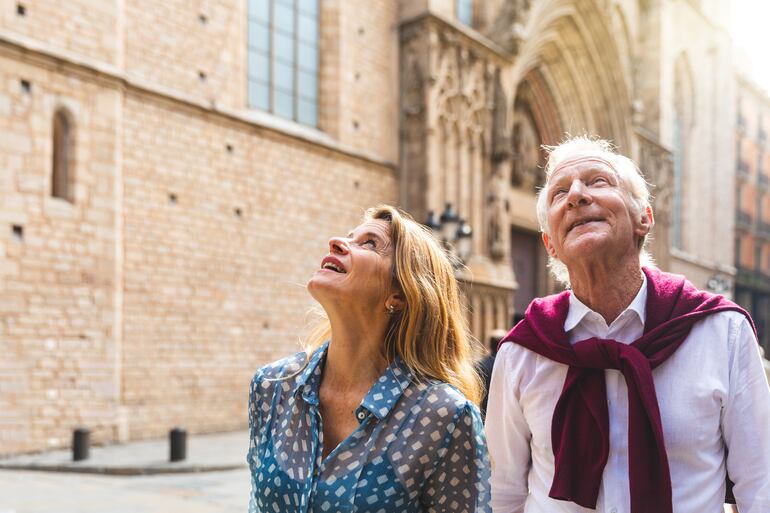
[535,135,655,287]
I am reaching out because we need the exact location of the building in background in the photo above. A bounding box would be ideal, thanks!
[0,0,742,454]
[734,73,770,353]
[398,0,735,338]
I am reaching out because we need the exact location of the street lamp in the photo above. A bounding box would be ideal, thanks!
[425,210,441,240]
[439,203,460,245]
[425,203,473,265]
[455,219,473,263]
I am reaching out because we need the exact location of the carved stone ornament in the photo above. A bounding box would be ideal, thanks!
[511,105,543,192]
[402,46,425,116]
[487,0,533,55]
[491,71,510,162]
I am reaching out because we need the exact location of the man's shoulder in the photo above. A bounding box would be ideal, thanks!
[495,340,554,370]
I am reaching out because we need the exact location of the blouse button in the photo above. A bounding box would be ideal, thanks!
[356,411,366,421]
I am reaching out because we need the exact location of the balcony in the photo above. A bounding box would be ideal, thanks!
[759,221,770,238]
[737,210,753,229]
[738,159,750,177]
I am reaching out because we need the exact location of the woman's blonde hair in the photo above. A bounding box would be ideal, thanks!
[304,205,483,404]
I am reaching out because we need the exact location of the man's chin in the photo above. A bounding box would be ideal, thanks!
[560,233,611,258]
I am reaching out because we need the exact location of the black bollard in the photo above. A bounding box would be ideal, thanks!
[169,427,187,462]
[72,428,90,461]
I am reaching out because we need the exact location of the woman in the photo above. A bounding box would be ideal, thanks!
[247,205,491,512]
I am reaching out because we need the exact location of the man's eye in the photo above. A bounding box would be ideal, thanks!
[591,177,608,185]
[552,189,567,200]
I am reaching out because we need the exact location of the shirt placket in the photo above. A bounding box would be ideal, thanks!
[304,402,324,513]
[307,407,382,512]
[603,316,632,513]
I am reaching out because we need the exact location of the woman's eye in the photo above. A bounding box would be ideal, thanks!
[364,239,376,247]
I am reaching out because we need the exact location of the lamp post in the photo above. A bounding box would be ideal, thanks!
[425,203,473,265]
[439,203,460,245]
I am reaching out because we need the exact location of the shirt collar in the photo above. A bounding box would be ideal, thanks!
[357,357,413,422]
[564,272,648,332]
[295,341,328,406]
[295,341,414,422]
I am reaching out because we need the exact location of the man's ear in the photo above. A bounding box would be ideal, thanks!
[542,232,558,259]
[636,205,654,239]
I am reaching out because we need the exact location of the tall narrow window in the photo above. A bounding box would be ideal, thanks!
[456,0,473,26]
[672,111,683,249]
[247,0,319,127]
[672,54,694,250]
[52,108,74,202]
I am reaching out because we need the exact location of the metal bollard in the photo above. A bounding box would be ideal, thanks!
[72,428,90,461]
[169,427,187,462]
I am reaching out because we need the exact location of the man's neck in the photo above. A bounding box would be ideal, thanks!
[569,260,645,325]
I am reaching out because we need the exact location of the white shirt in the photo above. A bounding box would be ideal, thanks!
[486,276,770,513]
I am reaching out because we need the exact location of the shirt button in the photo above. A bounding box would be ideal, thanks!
[610,508,617,513]
[356,411,366,420]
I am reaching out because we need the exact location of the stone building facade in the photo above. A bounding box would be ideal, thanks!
[0,0,738,454]
[734,74,770,353]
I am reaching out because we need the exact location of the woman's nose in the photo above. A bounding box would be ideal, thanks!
[328,236,349,254]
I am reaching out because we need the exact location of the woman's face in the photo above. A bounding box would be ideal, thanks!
[307,219,397,311]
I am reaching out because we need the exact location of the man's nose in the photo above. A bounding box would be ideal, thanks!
[566,180,591,208]
[328,236,349,254]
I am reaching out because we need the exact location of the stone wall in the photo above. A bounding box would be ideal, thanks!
[119,92,397,440]
[0,0,398,453]
[0,52,119,453]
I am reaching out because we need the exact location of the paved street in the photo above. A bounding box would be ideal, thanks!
[0,468,250,513]
[0,430,251,513]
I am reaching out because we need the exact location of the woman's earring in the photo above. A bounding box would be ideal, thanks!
[387,304,395,315]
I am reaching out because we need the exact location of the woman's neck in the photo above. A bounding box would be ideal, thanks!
[322,309,390,392]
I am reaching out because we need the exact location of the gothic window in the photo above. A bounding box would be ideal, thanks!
[247,0,319,126]
[457,0,473,26]
[672,110,683,248]
[672,54,694,250]
[51,108,74,202]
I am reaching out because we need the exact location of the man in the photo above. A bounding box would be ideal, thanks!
[485,136,770,513]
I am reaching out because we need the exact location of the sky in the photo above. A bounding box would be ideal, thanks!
[731,0,770,94]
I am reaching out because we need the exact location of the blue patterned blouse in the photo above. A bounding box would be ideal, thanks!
[247,342,491,513]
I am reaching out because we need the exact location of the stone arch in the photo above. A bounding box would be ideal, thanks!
[511,69,561,192]
[514,0,634,150]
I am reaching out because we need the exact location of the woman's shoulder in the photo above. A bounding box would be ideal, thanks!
[412,379,481,423]
[251,350,311,392]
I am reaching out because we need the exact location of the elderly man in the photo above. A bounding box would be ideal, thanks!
[485,136,770,513]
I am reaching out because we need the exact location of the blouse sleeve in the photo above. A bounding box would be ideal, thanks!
[421,400,492,513]
[247,369,265,513]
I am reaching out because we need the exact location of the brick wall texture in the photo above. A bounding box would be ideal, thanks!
[0,0,397,454]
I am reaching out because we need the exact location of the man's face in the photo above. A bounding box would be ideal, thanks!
[542,157,652,267]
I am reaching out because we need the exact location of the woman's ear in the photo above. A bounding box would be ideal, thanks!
[386,291,405,312]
